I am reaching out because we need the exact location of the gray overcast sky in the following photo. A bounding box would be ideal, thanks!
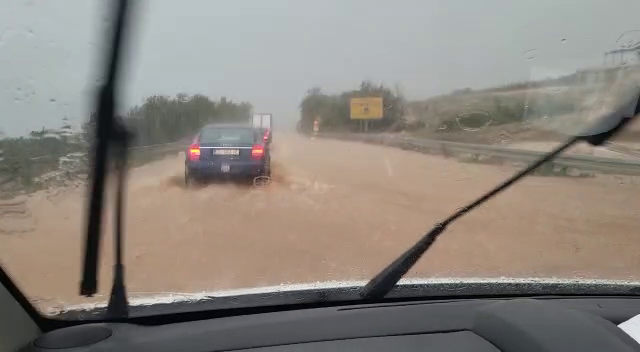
[0,0,638,136]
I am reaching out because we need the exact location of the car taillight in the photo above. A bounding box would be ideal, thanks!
[263,129,270,141]
[188,144,200,161]
[251,144,265,159]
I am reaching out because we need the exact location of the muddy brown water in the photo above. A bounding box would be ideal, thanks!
[1,133,640,312]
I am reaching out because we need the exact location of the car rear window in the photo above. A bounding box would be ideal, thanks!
[200,128,257,144]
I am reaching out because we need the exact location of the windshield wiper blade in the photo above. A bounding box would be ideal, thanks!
[80,0,133,319]
[106,118,134,319]
[361,91,640,300]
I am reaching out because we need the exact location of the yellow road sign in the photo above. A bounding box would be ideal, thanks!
[350,97,383,119]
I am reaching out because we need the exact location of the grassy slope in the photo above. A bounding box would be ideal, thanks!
[406,64,640,145]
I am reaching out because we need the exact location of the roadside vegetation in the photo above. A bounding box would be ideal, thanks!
[298,81,406,134]
[299,65,640,144]
[299,65,640,178]
[0,94,252,198]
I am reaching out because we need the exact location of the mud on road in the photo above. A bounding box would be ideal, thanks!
[2,133,640,312]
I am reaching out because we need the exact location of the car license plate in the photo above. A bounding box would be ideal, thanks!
[214,149,239,156]
[221,164,230,173]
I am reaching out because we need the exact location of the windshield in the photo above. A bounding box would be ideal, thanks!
[2,0,640,318]
[199,127,257,144]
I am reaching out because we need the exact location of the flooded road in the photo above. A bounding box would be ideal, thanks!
[2,133,640,311]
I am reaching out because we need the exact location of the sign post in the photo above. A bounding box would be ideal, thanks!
[349,97,383,132]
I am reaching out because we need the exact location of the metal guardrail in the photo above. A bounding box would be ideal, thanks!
[320,133,640,176]
[0,138,192,196]
[129,140,185,150]
[603,143,640,161]
[25,140,188,162]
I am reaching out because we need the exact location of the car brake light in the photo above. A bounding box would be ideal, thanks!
[188,143,200,161]
[251,144,265,159]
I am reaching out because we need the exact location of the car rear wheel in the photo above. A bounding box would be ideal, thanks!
[262,160,271,178]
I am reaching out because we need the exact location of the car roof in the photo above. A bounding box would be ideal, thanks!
[201,123,254,130]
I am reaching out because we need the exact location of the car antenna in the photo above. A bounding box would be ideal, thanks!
[79,0,134,319]
[361,89,640,300]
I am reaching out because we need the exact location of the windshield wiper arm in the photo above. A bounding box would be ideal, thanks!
[80,0,133,319]
[361,91,640,300]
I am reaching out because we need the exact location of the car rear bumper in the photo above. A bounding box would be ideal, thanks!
[186,160,266,178]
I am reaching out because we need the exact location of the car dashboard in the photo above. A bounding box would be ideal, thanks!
[25,296,640,351]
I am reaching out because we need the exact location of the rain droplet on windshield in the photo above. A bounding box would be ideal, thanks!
[49,98,56,103]
[560,38,567,43]
[14,87,24,103]
[522,49,537,61]
[616,30,640,49]
[456,110,493,132]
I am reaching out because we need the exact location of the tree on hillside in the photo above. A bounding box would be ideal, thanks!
[125,94,252,145]
[298,81,405,133]
[352,80,405,127]
[80,94,253,147]
[0,92,254,195]
[299,87,332,132]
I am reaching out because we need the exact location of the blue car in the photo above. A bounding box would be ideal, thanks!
[184,124,271,185]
